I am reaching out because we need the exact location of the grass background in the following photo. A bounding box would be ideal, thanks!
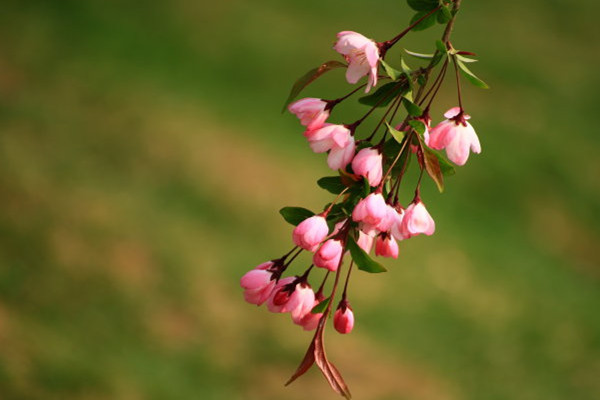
[0,0,599,399]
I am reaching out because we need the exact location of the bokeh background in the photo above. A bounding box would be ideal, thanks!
[1,0,599,399]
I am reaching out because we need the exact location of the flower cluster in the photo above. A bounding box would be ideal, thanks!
[240,1,487,398]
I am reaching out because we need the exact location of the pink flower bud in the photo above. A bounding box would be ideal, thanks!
[292,215,329,252]
[266,277,298,313]
[327,135,355,171]
[313,239,344,271]
[292,294,323,331]
[399,200,435,238]
[240,261,277,305]
[333,301,354,334]
[351,147,383,187]
[288,98,330,130]
[305,124,351,154]
[429,107,481,166]
[352,192,387,228]
[334,31,380,93]
[267,277,315,315]
[289,282,316,320]
[375,234,399,259]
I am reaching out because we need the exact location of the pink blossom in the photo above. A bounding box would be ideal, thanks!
[356,229,375,253]
[390,207,406,241]
[240,261,277,306]
[289,282,317,320]
[305,124,351,154]
[352,192,388,228]
[351,147,383,187]
[376,204,399,233]
[428,107,481,166]
[334,31,380,93]
[266,277,298,313]
[288,98,330,130]
[313,239,344,271]
[267,278,315,316]
[292,295,323,331]
[292,215,329,252]
[375,234,399,259]
[334,301,355,334]
[327,135,355,170]
[399,200,435,238]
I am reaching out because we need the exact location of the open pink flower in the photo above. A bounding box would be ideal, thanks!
[399,200,435,238]
[334,301,355,334]
[292,215,329,252]
[352,147,383,187]
[428,107,481,166]
[313,238,344,272]
[305,123,351,154]
[240,261,277,306]
[288,98,330,130]
[334,31,380,93]
[390,207,406,241]
[356,229,375,253]
[375,234,399,259]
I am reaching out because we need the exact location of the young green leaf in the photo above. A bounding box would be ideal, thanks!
[407,0,439,11]
[403,98,423,117]
[385,121,406,144]
[317,176,347,194]
[311,297,331,314]
[359,82,406,107]
[416,135,444,192]
[428,148,456,176]
[404,49,435,60]
[346,236,387,273]
[410,10,438,31]
[282,60,346,112]
[279,207,315,226]
[408,119,427,135]
[435,39,448,53]
[437,5,452,23]
[380,59,402,81]
[456,54,478,63]
[456,59,490,89]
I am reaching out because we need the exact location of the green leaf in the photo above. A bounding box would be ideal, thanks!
[380,59,402,81]
[311,297,331,314]
[435,39,447,53]
[346,236,387,273]
[279,207,315,226]
[404,49,435,60]
[437,5,452,23]
[403,98,423,117]
[456,59,490,89]
[408,119,427,135]
[410,10,438,31]
[456,54,478,63]
[385,121,405,144]
[317,176,346,194]
[427,148,456,176]
[416,135,445,192]
[407,0,439,11]
[359,82,405,107]
[282,60,346,112]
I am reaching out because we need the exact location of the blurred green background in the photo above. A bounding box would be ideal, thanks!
[1,0,599,399]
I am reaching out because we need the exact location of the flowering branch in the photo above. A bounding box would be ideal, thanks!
[241,0,488,396]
